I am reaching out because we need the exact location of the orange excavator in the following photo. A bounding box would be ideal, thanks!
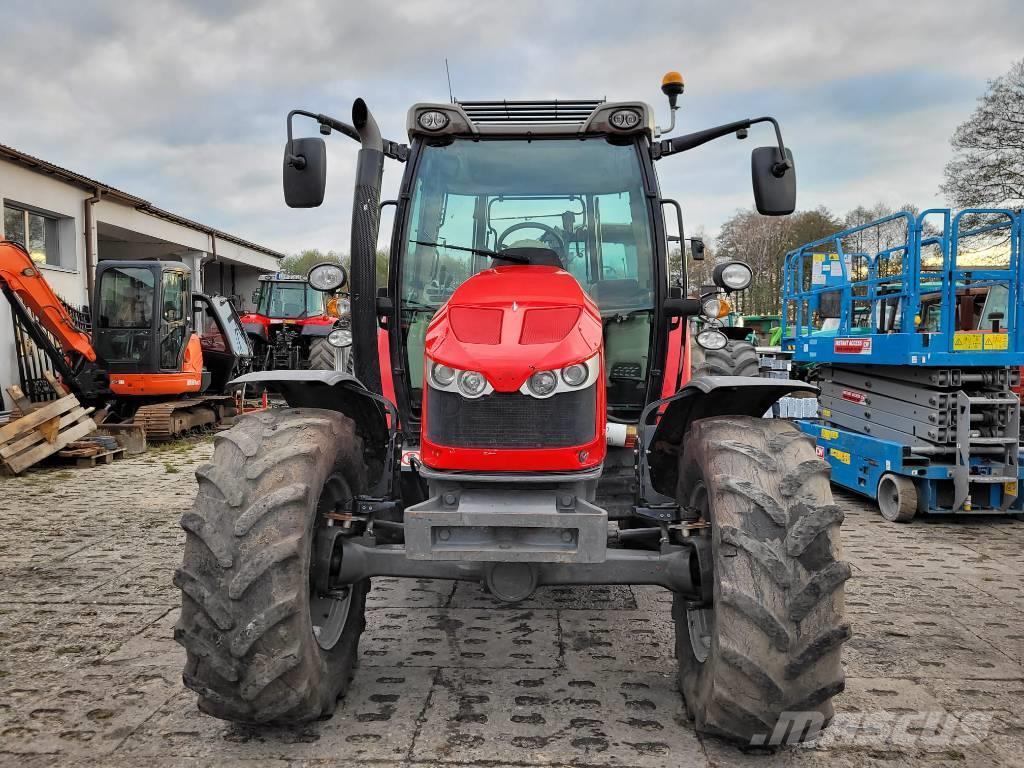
[0,240,250,438]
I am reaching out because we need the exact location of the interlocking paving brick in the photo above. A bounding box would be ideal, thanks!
[411,667,702,766]
[366,576,455,608]
[560,610,673,672]
[361,608,560,668]
[1,436,1022,767]
[118,667,434,762]
[451,581,637,609]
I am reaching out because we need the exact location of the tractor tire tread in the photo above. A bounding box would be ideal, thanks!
[674,416,850,746]
[175,407,369,725]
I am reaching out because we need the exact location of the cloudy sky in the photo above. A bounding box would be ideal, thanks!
[2,0,1021,254]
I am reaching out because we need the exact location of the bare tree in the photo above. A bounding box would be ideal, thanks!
[942,59,1024,210]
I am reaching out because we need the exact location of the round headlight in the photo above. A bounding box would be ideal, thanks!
[327,328,352,348]
[307,262,348,292]
[696,329,729,350]
[457,370,487,397]
[528,370,558,397]
[713,261,752,292]
[431,362,456,387]
[561,363,588,387]
[418,110,450,131]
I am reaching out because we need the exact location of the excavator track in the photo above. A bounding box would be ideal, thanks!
[133,396,235,441]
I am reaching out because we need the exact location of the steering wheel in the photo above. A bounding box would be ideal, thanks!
[496,222,566,254]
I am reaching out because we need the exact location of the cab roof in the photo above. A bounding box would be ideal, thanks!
[406,99,655,140]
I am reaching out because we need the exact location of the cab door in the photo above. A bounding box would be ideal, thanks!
[159,269,191,371]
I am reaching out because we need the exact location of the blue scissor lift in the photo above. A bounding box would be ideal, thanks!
[781,209,1024,521]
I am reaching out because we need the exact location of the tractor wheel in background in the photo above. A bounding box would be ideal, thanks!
[673,416,851,746]
[308,337,336,370]
[175,407,370,725]
[876,473,918,523]
[691,339,760,378]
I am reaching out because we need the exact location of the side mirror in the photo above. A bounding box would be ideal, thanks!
[751,146,796,216]
[251,290,260,305]
[283,137,327,208]
[689,237,705,261]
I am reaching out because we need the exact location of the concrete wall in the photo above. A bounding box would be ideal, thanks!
[0,159,281,407]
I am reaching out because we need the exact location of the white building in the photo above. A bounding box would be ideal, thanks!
[0,143,284,404]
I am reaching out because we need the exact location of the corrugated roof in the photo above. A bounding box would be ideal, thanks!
[0,143,284,260]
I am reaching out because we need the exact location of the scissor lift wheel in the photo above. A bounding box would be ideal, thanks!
[877,473,918,523]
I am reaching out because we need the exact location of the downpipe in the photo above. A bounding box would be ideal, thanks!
[349,98,384,395]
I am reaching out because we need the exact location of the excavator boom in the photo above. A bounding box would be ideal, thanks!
[0,240,96,363]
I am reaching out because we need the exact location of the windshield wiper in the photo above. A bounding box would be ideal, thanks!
[412,240,530,264]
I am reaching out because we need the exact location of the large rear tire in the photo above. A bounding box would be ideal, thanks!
[692,339,760,377]
[175,407,369,724]
[673,416,851,746]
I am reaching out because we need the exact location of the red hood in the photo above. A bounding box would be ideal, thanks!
[424,265,602,392]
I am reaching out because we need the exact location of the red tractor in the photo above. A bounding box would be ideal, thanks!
[239,272,349,370]
[176,75,849,746]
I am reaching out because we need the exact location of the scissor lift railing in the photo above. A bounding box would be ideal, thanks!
[781,208,1022,367]
[779,209,1024,516]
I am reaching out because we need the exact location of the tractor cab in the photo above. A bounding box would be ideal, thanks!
[251,273,327,319]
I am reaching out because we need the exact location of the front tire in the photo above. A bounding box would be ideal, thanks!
[673,416,851,746]
[174,407,370,724]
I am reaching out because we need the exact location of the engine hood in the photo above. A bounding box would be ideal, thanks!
[424,265,603,392]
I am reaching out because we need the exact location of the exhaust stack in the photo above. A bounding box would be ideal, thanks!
[349,98,384,394]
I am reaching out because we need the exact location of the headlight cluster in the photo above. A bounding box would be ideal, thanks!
[427,360,494,399]
[518,354,599,399]
[426,354,600,400]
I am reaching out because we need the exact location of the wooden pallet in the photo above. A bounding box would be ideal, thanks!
[0,376,97,475]
[58,446,127,468]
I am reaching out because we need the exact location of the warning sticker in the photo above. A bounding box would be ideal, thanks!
[953,333,983,351]
[834,338,872,354]
[841,389,867,404]
[821,429,839,441]
[1005,481,1018,497]
[985,333,1009,350]
[829,448,851,465]
[815,445,825,458]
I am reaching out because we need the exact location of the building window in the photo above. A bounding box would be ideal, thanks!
[3,204,62,267]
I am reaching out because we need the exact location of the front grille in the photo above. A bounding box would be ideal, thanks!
[426,387,597,449]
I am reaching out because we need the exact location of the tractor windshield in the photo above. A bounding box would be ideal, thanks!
[256,281,323,319]
[400,137,656,420]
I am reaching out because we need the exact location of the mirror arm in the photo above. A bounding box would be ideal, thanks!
[286,109,408,165]
[654,115,790,173]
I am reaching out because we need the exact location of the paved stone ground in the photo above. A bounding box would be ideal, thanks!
[1,436,1022,767]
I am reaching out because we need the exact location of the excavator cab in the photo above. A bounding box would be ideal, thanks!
[94,261,194,375]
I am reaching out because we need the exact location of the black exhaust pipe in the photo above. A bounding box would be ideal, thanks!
[349,98,384,395]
